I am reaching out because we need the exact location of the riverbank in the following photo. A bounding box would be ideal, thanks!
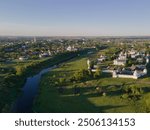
[12,65,57,113]
[0,49,94,112]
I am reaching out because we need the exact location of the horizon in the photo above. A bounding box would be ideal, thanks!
[0,35,150,38]
[0,0,150,36]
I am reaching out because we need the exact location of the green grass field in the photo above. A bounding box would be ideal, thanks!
[33,54,150,113]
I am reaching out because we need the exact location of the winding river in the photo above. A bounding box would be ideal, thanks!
[11,51,85,113]
[12,65,57,113]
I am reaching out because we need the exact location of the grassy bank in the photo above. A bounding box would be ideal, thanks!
[33,53,150,113]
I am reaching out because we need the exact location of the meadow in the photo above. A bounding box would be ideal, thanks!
[33,53,150,113]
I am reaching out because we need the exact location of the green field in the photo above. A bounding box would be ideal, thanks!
[33,54,150,113]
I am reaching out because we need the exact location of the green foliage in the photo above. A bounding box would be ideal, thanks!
[0,67,16,74]
[93,68,102,78]
[122,85,143,100]
[126,58,133,67]
[72,69,92,82]
[59,78,66,85]
[15,66,26,76]
[73,69,85,81]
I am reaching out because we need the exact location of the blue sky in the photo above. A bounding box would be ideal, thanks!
[0,0,150,36]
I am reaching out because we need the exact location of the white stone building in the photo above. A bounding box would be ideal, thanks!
[112,68,147,79]
[113,52,127,66]
[97,55,107,62]
[113,59,126,66]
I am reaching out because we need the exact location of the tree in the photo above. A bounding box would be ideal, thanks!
[88,69,93,78]
[122,85,143,100]
[15,66,26,76]
[93,68,102,78]
[59,78,65,85]
[73,69,90,81]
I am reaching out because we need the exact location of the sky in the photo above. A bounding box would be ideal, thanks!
[0,0,150,36]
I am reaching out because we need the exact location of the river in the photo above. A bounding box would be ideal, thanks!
[11,65,57,113]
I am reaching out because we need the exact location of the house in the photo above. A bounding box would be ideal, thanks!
[39,52,49,58]
[66,46,72,51]
[48,50,52,56]
[113,52,127,66]
[66,45,77,51]
[146,57,149,64]
[137,57,144,63]
[128,49,136,55]
[114,59,126,66]
[39,49,52,58]
[102,61,148,79]
[19,56,28,61]
[129,50,137,58]
[97,55,107,62]
[112,68,147,79]
[87,51,93,54]
[131,54,137,59]
[128,50,144,59]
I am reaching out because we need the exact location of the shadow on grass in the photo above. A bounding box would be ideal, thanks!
[34,84,127,113]
[39,93,126,113]
[63,85,124,98]
[143,87,150,93]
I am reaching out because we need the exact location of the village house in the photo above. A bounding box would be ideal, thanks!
[128,49,137,58]
[39,50,52,58]
[66,45,77,52]
[137,57,144,63]
[113,59,126,66]
[19,56,28,61]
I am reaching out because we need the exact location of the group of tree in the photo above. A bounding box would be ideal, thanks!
[121,85,143,100]
[70,68,102,82]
